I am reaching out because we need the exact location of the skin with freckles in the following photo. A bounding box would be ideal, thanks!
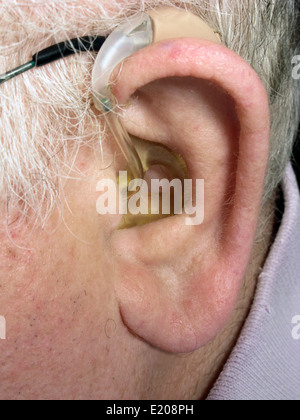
[0,7,274,400]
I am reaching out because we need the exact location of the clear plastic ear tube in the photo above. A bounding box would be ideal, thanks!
[92,13,154,181]
[99,98,144,182]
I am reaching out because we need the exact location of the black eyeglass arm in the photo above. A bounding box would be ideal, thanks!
[32,36,106,66]
[0,36,106,85]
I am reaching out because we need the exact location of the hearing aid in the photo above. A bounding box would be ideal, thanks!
[92,7,221,228]
[92,6,222,179]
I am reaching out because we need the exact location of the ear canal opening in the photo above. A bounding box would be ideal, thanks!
[118,136,189,229]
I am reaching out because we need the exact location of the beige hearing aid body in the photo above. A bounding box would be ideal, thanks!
[148,7,221,44]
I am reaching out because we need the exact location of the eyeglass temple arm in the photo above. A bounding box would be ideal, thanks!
[0,36,106,85]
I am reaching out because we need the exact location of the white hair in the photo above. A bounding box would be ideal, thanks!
[0,0,299,226]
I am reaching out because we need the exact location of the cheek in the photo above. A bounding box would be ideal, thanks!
[0,252,120,399]
[0,147,146,399]
[0,213,142,399]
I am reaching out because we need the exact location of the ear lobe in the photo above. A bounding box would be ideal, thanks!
[110,39,270,353]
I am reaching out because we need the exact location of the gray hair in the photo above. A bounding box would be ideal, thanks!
[0,0,299,225]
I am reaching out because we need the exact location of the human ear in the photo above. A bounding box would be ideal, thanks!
[108,38,270,354]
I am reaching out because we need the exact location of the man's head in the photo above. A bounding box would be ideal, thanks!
[0,0,299,399]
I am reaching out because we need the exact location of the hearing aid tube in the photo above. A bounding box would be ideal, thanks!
[92,13,153,180]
